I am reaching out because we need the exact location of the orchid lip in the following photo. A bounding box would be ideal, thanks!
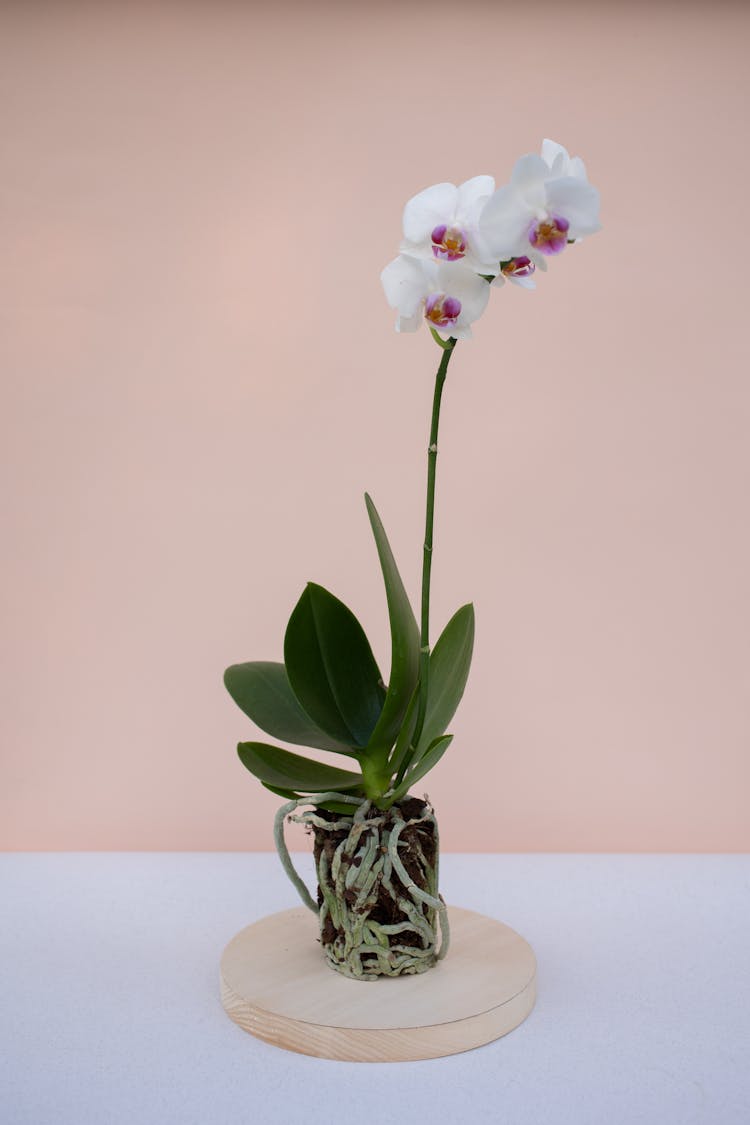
[431,224,468,262]
[528,214,570,255]
[502,256,535,278]
[424,292,462,328]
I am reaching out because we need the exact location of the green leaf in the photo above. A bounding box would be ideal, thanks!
[223,661,356,756]
[237,742,365,793]
[388,735,453,803]
[415,603,474,756]
[284,583,386,748]
[363,494,421,761]
[262,782,300,800]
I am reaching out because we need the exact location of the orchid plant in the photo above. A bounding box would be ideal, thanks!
[224,139,601,816]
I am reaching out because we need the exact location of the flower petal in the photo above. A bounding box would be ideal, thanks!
[457,174,495,215]
[544,177,601,237]
[436,263,490,324]
[381,254,427,317]
[396,312,421,333]
[448,323,473,340]
[570,155,587,181]
[402,182,459,243]
[510,154,549,209]
[541,138,570,175]
[541,139,588,182]
[507,273,536,290]
[479,185,536,259]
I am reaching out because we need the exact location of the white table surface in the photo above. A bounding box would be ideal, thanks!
[1,853,748,1125]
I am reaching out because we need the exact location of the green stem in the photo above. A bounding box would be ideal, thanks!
[410,335,458,753]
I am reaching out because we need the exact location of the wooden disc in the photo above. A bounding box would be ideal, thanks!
[220,905,536,1062]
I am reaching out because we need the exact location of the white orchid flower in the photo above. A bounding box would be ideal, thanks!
[479,140,601,265]
[400,176,499,275]
[490,254,542,291]
[380,254,490,340]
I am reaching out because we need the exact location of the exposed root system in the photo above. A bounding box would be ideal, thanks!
[274,792,449,980]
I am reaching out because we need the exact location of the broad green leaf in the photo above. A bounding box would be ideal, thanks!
[284,583,386,748]
[389,735,453,803]
[415,604,474,756]
[363,494,420,761]
[237,742,365,793]
[262,782,300,800]
[388,606,474,783]
[223,661,356,756]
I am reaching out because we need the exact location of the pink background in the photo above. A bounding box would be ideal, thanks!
[2,2,749,852]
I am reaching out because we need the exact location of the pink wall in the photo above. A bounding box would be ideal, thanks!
[2,2,749,851]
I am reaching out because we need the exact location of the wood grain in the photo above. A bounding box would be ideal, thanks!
[220,905,536,1061]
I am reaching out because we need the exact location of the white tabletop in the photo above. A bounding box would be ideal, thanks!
[1,854,748,1125]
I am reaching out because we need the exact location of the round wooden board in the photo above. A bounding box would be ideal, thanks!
[220,905,536,1062]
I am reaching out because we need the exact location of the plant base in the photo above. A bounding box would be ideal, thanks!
[299,796,443,980]
[219,905,537,1062]
[273,792,450,980]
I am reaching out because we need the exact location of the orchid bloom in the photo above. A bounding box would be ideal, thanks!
[380,254,490,340]
[479,139,601,266]
[490,254,541,290]
[400,176,499,275]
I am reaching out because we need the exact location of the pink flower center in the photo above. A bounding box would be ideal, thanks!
[424,292,462,328]
[431,224,468,262]
[501,256,536,279]
[529,214,570,255]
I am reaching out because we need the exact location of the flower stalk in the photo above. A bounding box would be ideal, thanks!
[410,334,458,756]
